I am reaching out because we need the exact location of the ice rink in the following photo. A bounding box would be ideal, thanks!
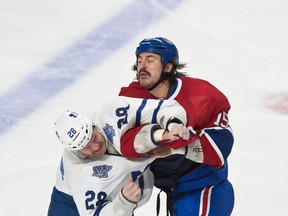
[1,0,288,215]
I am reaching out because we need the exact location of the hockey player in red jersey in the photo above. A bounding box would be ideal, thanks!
[119,37,234,215]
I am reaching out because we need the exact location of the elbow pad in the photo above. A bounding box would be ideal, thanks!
[134,124,164,153]
[171,139,204,163]
[157,104,187,130]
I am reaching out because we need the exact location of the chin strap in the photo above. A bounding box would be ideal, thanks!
[147,71,174,91]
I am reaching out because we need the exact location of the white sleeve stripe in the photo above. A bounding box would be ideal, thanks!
[201,126,232,131]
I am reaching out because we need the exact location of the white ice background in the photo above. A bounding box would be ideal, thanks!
[0,0,288,215]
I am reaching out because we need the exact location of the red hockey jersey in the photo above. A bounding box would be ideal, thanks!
[119,77,233,168]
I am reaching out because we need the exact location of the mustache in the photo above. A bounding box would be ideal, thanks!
[138,69,151,76]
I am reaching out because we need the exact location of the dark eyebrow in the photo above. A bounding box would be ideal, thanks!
[146,55,156,58]
[138,54,157,60]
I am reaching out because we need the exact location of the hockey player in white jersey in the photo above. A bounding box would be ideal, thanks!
[48,96,189,216]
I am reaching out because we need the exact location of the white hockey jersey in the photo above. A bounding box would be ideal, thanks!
[52,96,187,215]
[89,96,187,153]
[55,150,154,215]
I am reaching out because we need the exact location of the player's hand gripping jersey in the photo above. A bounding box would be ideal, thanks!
[119,77,234,203]
[89,96,187,154]
[54,150,154,216]
[119,77,234,168]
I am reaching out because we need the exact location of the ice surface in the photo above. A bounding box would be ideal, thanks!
[0,0,288,215]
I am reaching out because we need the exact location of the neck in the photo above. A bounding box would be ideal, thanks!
[149,81,170,98]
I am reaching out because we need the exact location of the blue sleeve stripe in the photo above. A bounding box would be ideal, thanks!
[136,99,148,126]
[93,201,110,216]
[152,100,164,123]
[204,128,234,160]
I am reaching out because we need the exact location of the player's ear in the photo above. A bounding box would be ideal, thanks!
[164,63,173,73]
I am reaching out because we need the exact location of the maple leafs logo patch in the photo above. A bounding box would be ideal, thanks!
[92,165,112,179]
[103,123,115,144]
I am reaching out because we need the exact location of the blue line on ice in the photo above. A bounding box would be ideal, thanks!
[0,0,184,135]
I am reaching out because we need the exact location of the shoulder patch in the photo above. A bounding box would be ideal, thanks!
[103,123,115,144]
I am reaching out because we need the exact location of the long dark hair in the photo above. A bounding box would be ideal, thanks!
[132,62,188,82]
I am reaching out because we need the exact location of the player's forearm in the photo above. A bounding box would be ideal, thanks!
[120,126,145,157]
[156,101,187,129]
[133,124,164,154]
[170,127,234,167]
[98,191,137,216]
[121,124,167,156]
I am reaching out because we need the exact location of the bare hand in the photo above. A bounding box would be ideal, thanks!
[168,123,190,140]
[122,178,142,203]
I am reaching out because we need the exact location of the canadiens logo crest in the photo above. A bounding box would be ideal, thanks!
[92,165,112,178]
[103,123,115,144]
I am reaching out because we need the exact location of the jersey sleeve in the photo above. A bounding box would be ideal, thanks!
[100,96,187,157]
[166,95,234,168]
[119,79,234,168]
[120,125,146,157]
[92,192,138,216]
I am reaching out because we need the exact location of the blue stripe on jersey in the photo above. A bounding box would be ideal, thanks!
[0,0,185,136]
[204,128,234,160]
[48,187,79,216]
[152,100,164,123]
[176,163,228,191]
[93,200,109,216]
[136,99,148,126]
